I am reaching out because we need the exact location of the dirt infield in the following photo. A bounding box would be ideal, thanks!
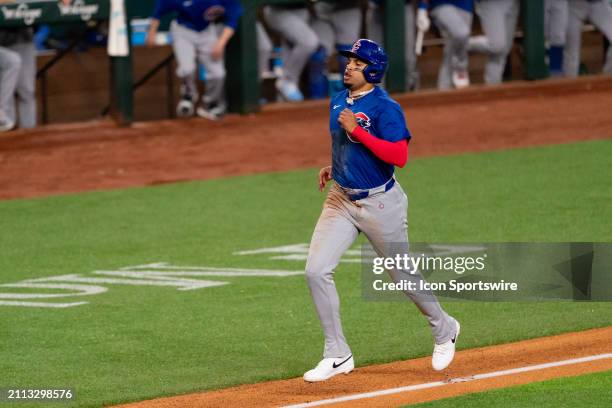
[1,76,611,201]
[112,327,612,408]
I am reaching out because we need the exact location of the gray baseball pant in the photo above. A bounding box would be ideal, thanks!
[471,0,520,85]
[0,42,36,128]
[171,21,226,106]
[306,182,457,358]
[545,0,569,47]
[367,1,419,90]
[311,2,362,54]
[263,7,319,84]
[0,46,20,123]
[430,5,473,90]
[564,0,612,77]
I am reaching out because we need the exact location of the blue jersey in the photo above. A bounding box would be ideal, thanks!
[152,0,243,32]
[329,87,411,190]
[430,0,473,12]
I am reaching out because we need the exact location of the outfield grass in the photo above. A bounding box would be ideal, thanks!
[1,140,611,407]
[409,371,612,408]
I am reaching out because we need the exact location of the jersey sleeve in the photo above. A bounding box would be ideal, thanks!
[151,0,173,20]
[223,0,244,29]
[375,101,411,143]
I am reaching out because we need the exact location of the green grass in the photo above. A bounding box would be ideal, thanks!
[0,140,611,407]
[409,371,612,407]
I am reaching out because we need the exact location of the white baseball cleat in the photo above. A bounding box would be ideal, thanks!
[452,70,470,89]
[432,320,460,371]
[303,354,354,382]
[0,116,14,132]
[276,79,304,102]
[196,102,226,121]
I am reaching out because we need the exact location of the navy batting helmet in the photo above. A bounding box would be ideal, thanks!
[340,39,388,83]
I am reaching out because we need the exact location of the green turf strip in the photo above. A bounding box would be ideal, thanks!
[408,370,612,408]
[0,140,610,407]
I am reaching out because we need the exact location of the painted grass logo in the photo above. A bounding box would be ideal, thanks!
[234,243,363,262]
[0,262,302,309]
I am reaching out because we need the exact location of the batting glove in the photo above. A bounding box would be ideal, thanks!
[416,8,431,32]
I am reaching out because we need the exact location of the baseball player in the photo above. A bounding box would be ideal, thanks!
[303,38,460,382]
[367,0,420,90]
[262,4,320,102]
[468,0,520,85]
[564,0,612,77]
[0,27,37,131]
[146,0,243,120]
[0,44,19,132]
[418,0,474,89]
[545,0,569,76]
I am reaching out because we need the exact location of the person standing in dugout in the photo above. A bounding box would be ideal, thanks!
[146,0,243,120]
[303,38,460,382]
[417,0,474,89]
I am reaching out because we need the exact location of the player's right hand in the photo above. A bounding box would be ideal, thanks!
[318,166,332,192]
[416,8,431,32]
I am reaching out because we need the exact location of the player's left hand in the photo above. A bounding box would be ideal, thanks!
[338,109,358,134]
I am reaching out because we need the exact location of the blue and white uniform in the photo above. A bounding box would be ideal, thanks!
[329,87,411,190]
[152,0,242,33]
[152,0,243,113]
[305,85,458,359]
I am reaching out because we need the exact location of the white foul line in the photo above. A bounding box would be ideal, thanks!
[283,353,612,408]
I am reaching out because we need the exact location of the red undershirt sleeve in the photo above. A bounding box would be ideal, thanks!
[350,126,409,167]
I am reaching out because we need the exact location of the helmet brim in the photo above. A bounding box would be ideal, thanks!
[339,50,372,65]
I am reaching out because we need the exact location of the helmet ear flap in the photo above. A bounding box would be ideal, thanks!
[364,63,384,83]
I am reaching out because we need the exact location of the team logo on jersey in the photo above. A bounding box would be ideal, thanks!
[346,112,371,144]
[204,5,225,22]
